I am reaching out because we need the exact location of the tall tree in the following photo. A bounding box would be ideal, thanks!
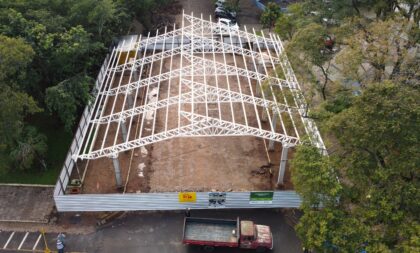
[260,2,281,32]
[10,126,47,171]
[293,82,420,252]
[335,17,419,87]
[274,3,310,40]
[45,75,92,131]
[287,23,334,100]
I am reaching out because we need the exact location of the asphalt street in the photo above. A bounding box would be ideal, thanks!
[93,209,302,253]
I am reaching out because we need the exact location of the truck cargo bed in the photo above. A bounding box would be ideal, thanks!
[183,217,239,246]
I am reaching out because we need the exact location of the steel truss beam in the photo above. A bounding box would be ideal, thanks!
[111,34,280,73]
[73,13,326,161]
[91,79,294,124]
[102,55,291,97]
[76,111,298,160]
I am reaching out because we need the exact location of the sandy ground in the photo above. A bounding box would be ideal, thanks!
[80,0,294,194]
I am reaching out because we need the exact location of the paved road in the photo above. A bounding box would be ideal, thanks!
[93,209,302,253]
[0,209,301,253]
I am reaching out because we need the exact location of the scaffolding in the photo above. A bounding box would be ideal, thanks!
[72,13,326,186]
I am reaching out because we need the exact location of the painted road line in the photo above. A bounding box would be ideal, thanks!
[33,234,42,250]
[3,231,14,249]
[18,232,29,250]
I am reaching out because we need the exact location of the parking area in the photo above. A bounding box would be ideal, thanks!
[0,230,91,253]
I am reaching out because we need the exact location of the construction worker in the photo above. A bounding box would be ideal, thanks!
[57,233,66,253]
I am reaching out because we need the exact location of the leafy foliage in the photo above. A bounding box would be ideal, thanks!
[46,75,92,131]
[260,2,281,31]
[10,126,47,171]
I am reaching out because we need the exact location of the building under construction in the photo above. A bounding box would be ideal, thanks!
[54,13,325,211]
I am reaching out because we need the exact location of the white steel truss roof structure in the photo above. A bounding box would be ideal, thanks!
[73,13,325,161]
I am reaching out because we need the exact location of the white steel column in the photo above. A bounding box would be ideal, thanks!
[268,112,278,151]
[111,154,123,189]
[278,146,289,185]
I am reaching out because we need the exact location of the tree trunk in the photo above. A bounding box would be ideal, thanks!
[318,65,329,101]
[351,0,361,15]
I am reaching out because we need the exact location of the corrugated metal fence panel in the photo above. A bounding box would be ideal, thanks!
[54,191,301,212]
[54,54,111,197]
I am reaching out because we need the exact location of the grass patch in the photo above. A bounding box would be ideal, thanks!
[0,112,72,184]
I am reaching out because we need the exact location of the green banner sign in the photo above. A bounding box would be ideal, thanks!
[250,192,274,204]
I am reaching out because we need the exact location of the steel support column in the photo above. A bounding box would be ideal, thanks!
[111,154,123,189]
[120,119,128,142]
[277,147,289,185]
[268,112,278,151]
[126,91,134,109]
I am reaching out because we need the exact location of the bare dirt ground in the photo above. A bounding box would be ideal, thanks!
[80,0,294,194]
[81,51,293,194]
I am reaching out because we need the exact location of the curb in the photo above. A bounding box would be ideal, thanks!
[0,183,55,187]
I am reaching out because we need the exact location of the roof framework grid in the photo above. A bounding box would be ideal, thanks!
[73,13,325,161]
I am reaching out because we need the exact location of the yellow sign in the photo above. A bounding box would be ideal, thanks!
[179,192,197,203]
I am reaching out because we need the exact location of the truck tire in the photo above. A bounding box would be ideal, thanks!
[256,246,267,252]
[203,245,215,252]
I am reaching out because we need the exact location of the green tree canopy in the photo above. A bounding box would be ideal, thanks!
[260,2,281,31]
[45,75,92,131]
[293,82,420,252]
[0,35,34,86]
[287,23,333,100]
[10,126,47,171]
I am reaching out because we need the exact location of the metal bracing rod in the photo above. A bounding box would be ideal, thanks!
[151,26,167,136]
[121,27,186,52]
[183,14,277,45]
[165,23,177,133]
[88,39,130,155]
[208,15,222,121]
[111,33,280,73]
[262,31,300,140]
[77,121,206,160]
[91,79,292,125]
[229,24,266,133]
[79,44,120,156]
[105,36,137,151]
[124,35,143,146]
[178,11,185,131]
[101,57,291,97]
[277,146,289,185]
[217,16,240,126]
[190,12,195,126]
[138,29,160,148]
[241,27,276,133]
[110,154,123,188]
[200,13,209,119]
[181,111,298,144]
[250,27,288,137]
[272,34,326,151]
[268,112,278,151]
[77,111,299,160]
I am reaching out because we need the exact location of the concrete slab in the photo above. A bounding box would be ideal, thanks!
[0,185,54,222]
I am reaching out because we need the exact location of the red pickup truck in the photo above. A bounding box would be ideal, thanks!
[182,217,273,252]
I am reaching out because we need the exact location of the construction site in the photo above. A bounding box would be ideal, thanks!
[53,13,325,211]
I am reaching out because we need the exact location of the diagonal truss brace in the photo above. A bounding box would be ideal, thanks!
[102,55,293,96]
[75,111,298,160]
[91,79,294,124]
[110,34,280,73]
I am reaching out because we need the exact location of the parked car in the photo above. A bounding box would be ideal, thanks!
[213,18,239,34]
